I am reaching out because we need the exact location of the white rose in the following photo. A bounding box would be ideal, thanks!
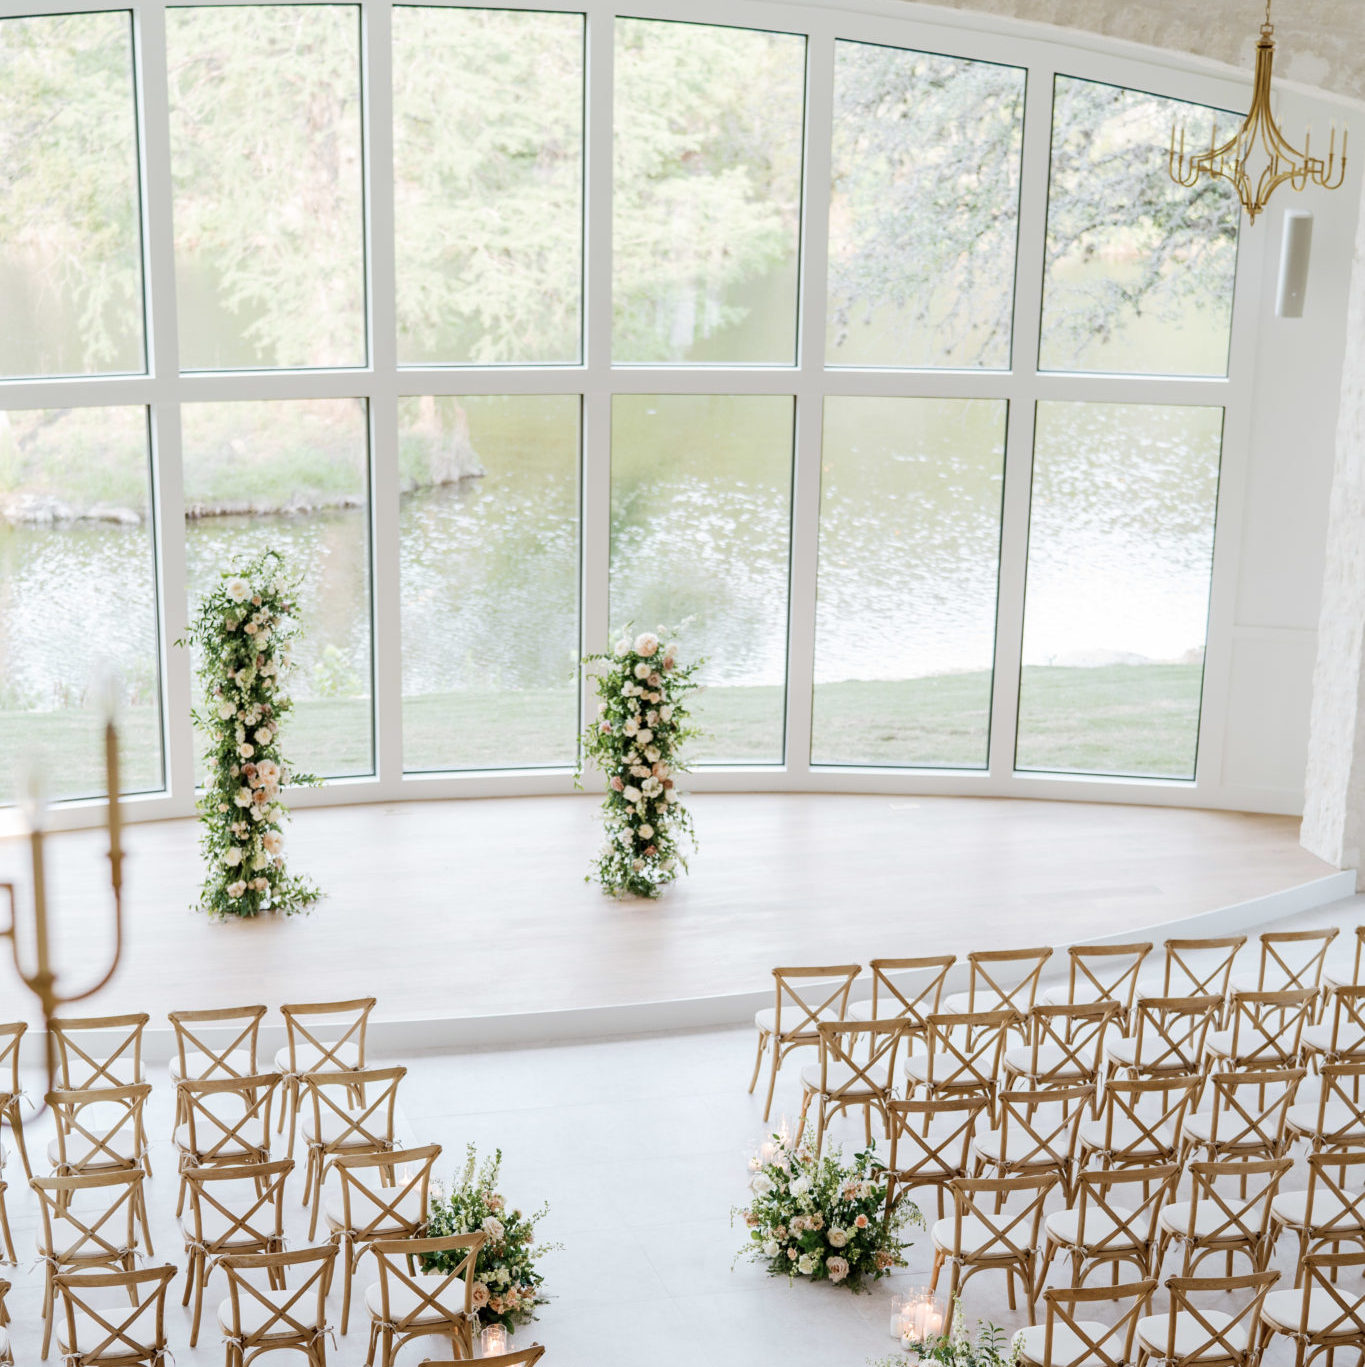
[827,1227,848,1248]
[750,1172,773,1196]
[623,717,639,736]
[641,777,662,797]
[217,700,235,720]
[255,760,280,785]
[226,880,247,898]
[615,637,631,655]
[660,705,674,721]
[622,785,642,803]
[632,858,645,871]
[263,831,284,855]
[226,578,249,602]
[789,1175,812,1198]
[633,662,651,680]
[481,1216,505,1242]
[762,1239,779,1257]
[634,632,660,656]
[223,846,243,867]
[238,743,254,759]
[645,746,661,763]
[254,727,272,745]
[234,788,253,808]
[636,728,652,744]
[638,824,654,839]
[252,850,268,870]
[797,1254,816,1275]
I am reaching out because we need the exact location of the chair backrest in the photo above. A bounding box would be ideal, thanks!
[182,1158,292,1255]
[369,1233,484,1331]
[1315,1061,1365,1143]
[814,1020,908,1099]
[993,1085,1092,1175]
[421,1350,546,1367]
[1301,1151,1365,1237]
[1344,927,1365,989]
[769,966,861,1040]
[865,956,955,1029]
[1157,938,1245,998]
[1219,990,1315,1069]
[178,1072,280,1163]
[220,1244,336,1346]
[328,1143,441,1242]
[47,1083,151,1174]
[168,1004,268,1083]
[1185,1158,1292,1250]
[30,1169,145,1264]
[1253,927,1338,993]
[1156,1273,1278,1367]
[962,947,1052,1015]
[1092,1075,1201,1165]
[1127,996,1221,1075]
[1060,943,1153,1013]
[946,1173,1057,1260]
[300,1065,404,1154]
[50,1013,149,1089]
[1201,1068,1304,1156]
[1072,1165,1180,1260]
[1289,1253,1365,1343]
[883,1096,990,1205]
[55,1263,176,1365]
[1023,1002,1119,1085]
[0,1021,24,1096]
[922,1010,1018,1094]
[1321,988,1365,1058]
[279,997,376,1075]
[1039,1279,1158,1367]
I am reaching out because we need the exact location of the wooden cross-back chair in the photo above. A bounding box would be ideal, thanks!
[53,1263,177,1367]
[179,1157,293,1347]
[172,1071,279,1215]
[1042,943,1154,1017]
[276,996,377,1151]
[1105,995,1222,1085]
[1181,1066,1305,1163]
[168,1004,268,1117]
[846,955,955,1033]
[324,1142,442,1334]
[1040,1163,1180,1290]
[30,1169,149,1359]
[1233,927,1339,999]
[750,965,860,1122]
[0,1276,10,1367]
[905,1009,1018,1113]
[1269,1149,1365,1282]
[364,1233,485,1367]
[1204,989,1315,1072]
[422,1350,546,1367]
[299,1064,405,1237]
[1014,1279,1158,1367]
[1303,986,1365,1067]
[929,1172,1057,1321]
[1156,1157,1292,1277]
[972,1083,1093,1202]
[218,1244,337,1367]
[941,947,1053,1031]
[0,1022,29,1183]
[50,1013,149,1090]
[1139,936,1246,1001]
[1324,927,1365,994]
[1135,1272,1278,1367]
[881,1095,990,1222]
[1004,1002,1120,1092]
[1079,1074,1201,1170]
[1287,1060,1365,1152]
[1260,1251,1365,1367]
[798,1019,908,1152]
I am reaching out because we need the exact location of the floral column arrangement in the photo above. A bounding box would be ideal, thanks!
[579,628,701,898]
[182,547,321,919]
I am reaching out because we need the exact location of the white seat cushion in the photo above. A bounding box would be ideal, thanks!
[1078,1116,1175,1159]
[943,990,1018,1015]
[931,1214,1027,1257]
[1262,1284,1365,1334]
[1003,1041,1095,1080]
[1044,1204,1139,1250]
[56,1296,160,1355]
[1137,1309,1248,1359]
[362,1273,468,1325]
[1302,1022,1365,1056]
[972,1126,1068,1168]
[1159,1200,1259,1241]
[1014,1320,1117,1367]
[1041,983,1113,1008]
[173,1107,268,1160]
[48,1124,141,1170]
[179,1198,278,1248]
[324,1184,426,1235]
[170,1048,255,1083]
[300,1108,385,1147]
[37,1213,136,1262]
[1286,1100,1365,1142]
[1271,1187,1365,1232]
[1105,1036,1139,1067]
[218,1286,325,1337]
[274,1040,361,1073]
[798,1061,883,1095]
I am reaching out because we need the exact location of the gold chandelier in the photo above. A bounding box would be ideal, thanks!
[1168,0,1347,224]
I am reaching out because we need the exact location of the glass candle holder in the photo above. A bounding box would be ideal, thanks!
[480,1323,510,1357]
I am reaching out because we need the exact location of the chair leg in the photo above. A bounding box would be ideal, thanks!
[814,1098,828,1157]
[340,1236,354,1335]
[763,1042,782,1123]
[41,1263,54,1359]
[366,1323,379,1367]
[190,1250,206,1348]
[0,1188,13,1264]
[748,1032,768,1094]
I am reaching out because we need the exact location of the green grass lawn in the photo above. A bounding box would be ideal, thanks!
[0,663,1204,802]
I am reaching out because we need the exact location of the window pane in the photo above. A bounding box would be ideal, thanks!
[393,8,583,365]
[1016,402,1221,778]
[0,13,144,377]
[610,395,792,762]
[827,41,1023,369]
[182,400,373,778]
[614,20,806,365]
[1040,77,1239,376]
[168,6,365,370]
[400,396,580,770]
[0,407,162,803]
[812,398,1005,767]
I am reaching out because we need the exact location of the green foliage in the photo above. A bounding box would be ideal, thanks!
[178,547,321,919]
[421,1145,559,1331]
[735,1129,921,1291]
[871,1300,1020,1367]
[577,627,702,898]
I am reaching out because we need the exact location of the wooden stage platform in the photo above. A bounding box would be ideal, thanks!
[0,792,1349,1040]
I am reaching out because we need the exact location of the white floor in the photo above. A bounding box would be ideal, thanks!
[5,894,1365,1365]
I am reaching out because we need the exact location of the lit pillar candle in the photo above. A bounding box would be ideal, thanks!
[480,1323,509,1357]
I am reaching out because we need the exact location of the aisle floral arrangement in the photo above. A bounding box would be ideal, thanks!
[181,547,321,919]
[873,1300,1018,1367]
[735,1128,920,1290]
[422,1145,558,1331]
[578,627,701,898]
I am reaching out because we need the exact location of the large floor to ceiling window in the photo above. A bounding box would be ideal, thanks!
[0,0,1250,810]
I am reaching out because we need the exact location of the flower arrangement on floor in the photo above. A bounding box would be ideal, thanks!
[874,1300,1018,1367]
[181,547,321,919]
[578,627,702,898]
[422,1145,558,1331]
[735,1128,921,1290]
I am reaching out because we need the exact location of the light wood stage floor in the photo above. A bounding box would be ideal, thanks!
[0,792,1347,1033]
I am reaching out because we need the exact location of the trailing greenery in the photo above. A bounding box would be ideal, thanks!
[577,628,702,898]
[873,1300,1020,1367]
[421,1145,558,1331]
[179,547,321,919]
